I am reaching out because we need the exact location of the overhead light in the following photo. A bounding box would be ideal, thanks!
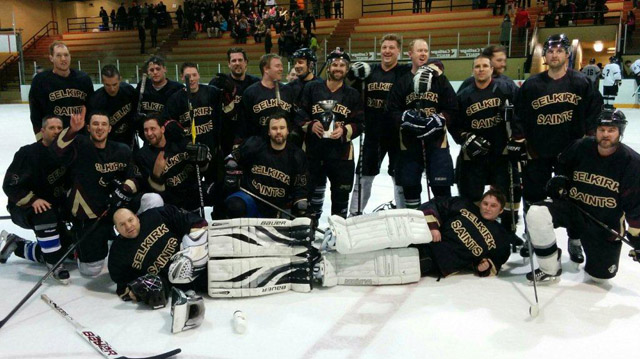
[593,41,604,52]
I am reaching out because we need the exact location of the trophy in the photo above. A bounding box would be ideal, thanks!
[317,100,337,138]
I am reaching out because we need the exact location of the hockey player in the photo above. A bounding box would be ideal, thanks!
[452,54,523,248]
[224,112,309,218]
[0,115,71,283]
[630,58,640,88]
[602,56,622,109]
[29,41,94,139]
[135,114,208,212]
[458,45,517,94]
[526,109,640,284]
[386,39,457,209]
[514,34,601,261]
[87,64,138,148]
[581,58,602,88]
[297,48,364,219]
[347,33,411,215]
[138,56,184,117]
[52,107,140,277]
[238,54,296,144]
[208,48,260,156]
[288,48,323,105]
[416,189,512,277]
[109,205,207,332]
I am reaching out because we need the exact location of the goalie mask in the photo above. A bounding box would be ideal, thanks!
[171,288,205,333]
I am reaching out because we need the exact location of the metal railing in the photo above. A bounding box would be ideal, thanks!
[22,21,59,51]
[535,9,623,28]
[67,12,177,33]
[362,0,499,15]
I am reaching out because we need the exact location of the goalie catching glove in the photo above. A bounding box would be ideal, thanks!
[171,287,205,334]
[461,133,491,158]
[401,110,445,140]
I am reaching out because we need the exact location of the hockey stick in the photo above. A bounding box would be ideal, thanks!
[503,99,520,253]
[355,79,365,215]
[0,210,109,330]
[0,215,11,220]
[184,74,206,219]
[571,201,632,246]
[239,187,325,234]
[133,73,148,149]
[41,295,181,359]
[415,68,433,201]
[526,231,540,317]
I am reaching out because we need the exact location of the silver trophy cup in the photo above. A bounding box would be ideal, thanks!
[318,100,337,138]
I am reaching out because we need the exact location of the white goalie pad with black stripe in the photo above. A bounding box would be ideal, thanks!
[328,209,431,254]
[207,256,312,298]
[208,217,313,257]
[317,248,421,287]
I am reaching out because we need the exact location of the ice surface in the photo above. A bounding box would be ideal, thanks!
[0,104,639,359]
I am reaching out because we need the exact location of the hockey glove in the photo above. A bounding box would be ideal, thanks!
[186,142,212,163]
[213,73,237,105]
[506,138,527,161]
[462,134,491,158]
[126,273,168,309]
[164,120,188,143]
[401,110,445,140]
[224,157,242,192]
[628,235,640,263]
[348,61,371,81]
[545,175,570,200]
[109,180,134,209]
[413,64,441,94]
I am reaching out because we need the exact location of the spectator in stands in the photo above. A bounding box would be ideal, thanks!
[323,0,332,19]
[500,15,512,47]
[494,0,506,16]
[110,9,117,30]
[304,11,316,34]
[557,0,572,26]
[238,15,249,44]
[544,9,557,27]
[265,27,273,53]
[425,0,433,12]
[506,0,516,15]
[138,23,146,54]
[334,0,342,18]
[255,19,266,42]
[627,10,636,45]
[117,3,127,30]
[100,7,109,30]
[515,7,530,39]
[413,0,421,13]
[150,10,159,48]
[593,0,606,25]
[176,5,184,28]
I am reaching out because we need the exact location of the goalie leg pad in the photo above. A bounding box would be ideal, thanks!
[207,256,311,298]
[329,209,432,254]
[208,217,312,257]
[171,288,205,333]
[317,248,421,287]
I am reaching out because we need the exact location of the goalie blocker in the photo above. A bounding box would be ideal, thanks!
[207,217,317,298]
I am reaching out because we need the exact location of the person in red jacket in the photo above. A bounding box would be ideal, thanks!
[515,7,530,39]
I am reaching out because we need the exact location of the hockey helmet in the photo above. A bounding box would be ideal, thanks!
[597,108,627,135]
[292,48,318,64]
[589,58,596,64]
[542,34,571,55]
[327,47,351,65]
[609,56,620,64]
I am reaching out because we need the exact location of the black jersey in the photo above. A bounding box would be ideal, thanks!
[296,80,364,160]
[108,205,207,296]
[356,63,411,139]
[135,140,200,211]
[163,85,225,154]
[3,142,68,208]
[453,79,519,158]
[137,78,184,115]
[557,137,640,238]
[52,128,138,220]
[239,81,296,141]
[288,75,324,107]
[87,82,138,146]
[386,70,458,152]
[514,69,601,159]
[209,73,260,155]
[29,69,94,136]
[232,136,309,216]
[420,196,511,277]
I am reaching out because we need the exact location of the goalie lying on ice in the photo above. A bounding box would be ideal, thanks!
[316,189,512,284]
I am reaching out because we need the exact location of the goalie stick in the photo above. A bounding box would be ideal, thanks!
[185,74,206,218]
[41,295,181,359]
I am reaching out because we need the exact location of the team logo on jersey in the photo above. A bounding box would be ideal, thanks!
[531,93,581,109]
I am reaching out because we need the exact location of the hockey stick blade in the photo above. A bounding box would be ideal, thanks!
[42,295,181,359]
